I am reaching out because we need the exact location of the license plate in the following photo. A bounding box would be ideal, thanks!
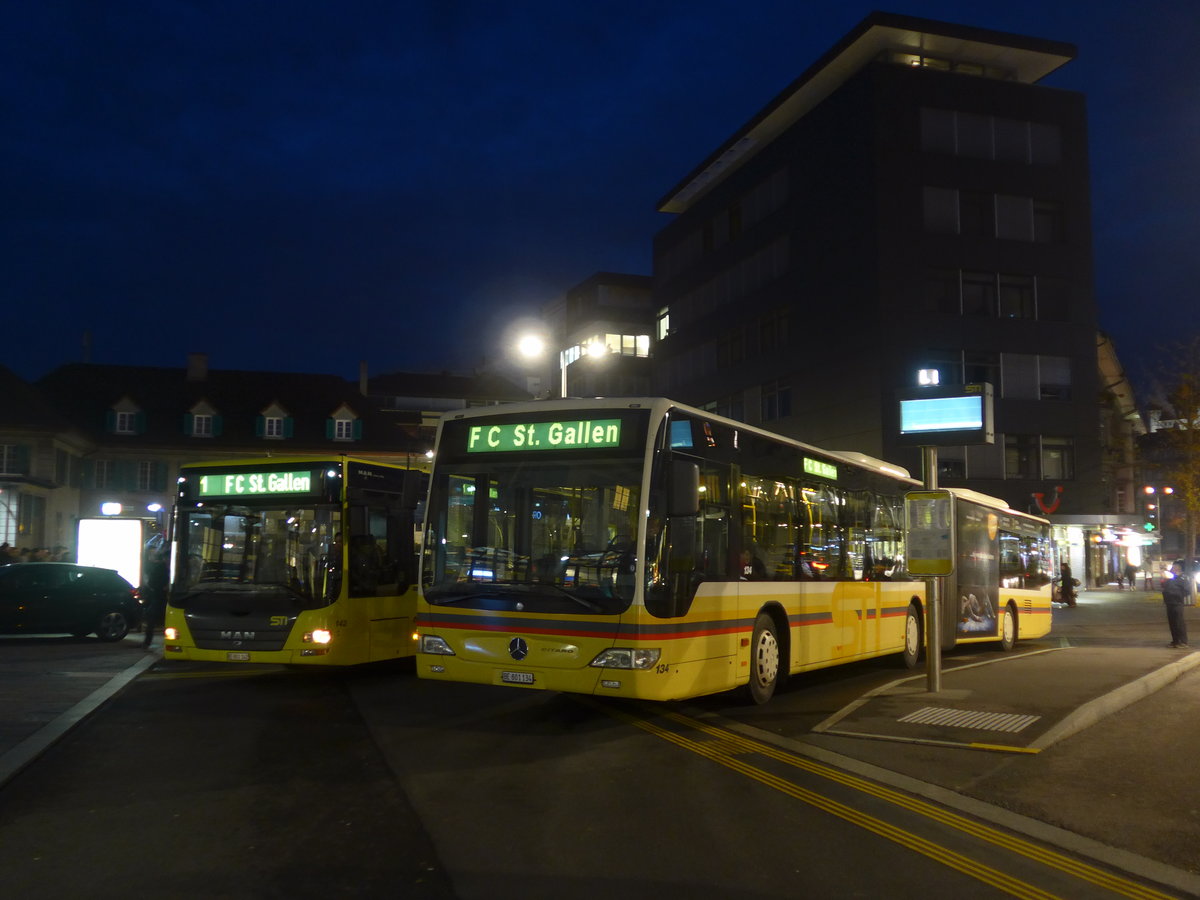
[227,652,251,661]
[501,671,535,684]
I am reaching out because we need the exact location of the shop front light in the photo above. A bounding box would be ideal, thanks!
[589,647,661,670]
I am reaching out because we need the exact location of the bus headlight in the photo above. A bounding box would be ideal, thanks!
[163,627,178,641]
[419,634,456,656]
[589,648,661,669]
[304,629,332,644]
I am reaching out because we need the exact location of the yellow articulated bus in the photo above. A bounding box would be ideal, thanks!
[164,456,424,665]
[414,399,1052,703]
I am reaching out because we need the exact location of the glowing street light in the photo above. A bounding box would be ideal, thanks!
[517,332,566,398]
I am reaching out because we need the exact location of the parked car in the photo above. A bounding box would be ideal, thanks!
[0,563,141,641]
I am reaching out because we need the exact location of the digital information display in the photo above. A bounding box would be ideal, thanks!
[198,471,317,497]
[896,383,994,447]
[899,395,983,433]
[803,457,838,480]
[466,419,622,453]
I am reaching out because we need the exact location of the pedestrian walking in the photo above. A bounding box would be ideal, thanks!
[1059,561,1076,607]
[1162,560,1190,649]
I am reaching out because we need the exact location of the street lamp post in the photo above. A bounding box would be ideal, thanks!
[516,333,566,398]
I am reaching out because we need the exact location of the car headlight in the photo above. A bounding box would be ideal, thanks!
[419,634,455,656]
[589,648,661,669]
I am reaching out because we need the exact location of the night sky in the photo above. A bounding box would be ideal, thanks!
[3,1,1198,396]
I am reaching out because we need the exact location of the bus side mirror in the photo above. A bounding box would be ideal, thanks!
[668,460,700,518]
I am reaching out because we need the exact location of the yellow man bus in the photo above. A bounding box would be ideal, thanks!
[164,456,424,665]
[414,399,1051,703]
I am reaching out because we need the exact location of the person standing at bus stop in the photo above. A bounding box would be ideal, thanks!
[1163,560,1190,649]
[142,546,169,649]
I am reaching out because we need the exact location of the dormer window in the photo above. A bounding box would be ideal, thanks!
[108,396,145,436]
[186,400,221,438]
[327,403,361,442]
[257,402,293,440]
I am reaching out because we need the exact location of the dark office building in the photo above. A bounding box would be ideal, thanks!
[652,11,1108,524]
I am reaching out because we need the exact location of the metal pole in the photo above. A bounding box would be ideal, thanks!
[922,445,942,693]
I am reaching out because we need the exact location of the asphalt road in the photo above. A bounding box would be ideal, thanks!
[0,588,1197,898]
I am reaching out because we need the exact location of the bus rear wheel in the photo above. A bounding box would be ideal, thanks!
[902,604,922,669]
[747,612,781,705]
[999,604,1017,651]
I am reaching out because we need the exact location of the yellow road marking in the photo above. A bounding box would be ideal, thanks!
[599,702,1174,900]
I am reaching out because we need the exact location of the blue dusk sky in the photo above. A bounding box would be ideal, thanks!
[2,1,1197,395]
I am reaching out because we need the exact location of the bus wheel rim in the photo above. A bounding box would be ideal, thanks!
[755,630,779,685]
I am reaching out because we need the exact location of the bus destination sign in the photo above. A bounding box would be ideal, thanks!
[198,471,316,497]
[467,419,622,453]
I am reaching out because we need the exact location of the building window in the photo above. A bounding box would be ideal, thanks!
[1005,434,1039,479]
[1039,356,1072,400]
[1037,277,1070,321]
[115,412,135,434]
[137,461,155,491]
[999,274,1036,318]
[961,272,996,316]
[193,415,213,437]
[335,419,354,440]
[995,195,1033,241]
[0,445,21,476]
[964,351,1000,386]
[1033,201,1062,243]
[1042,437,1075,480]
[94,460,114,489]
[922,186,958,233]
[959,191,993,237]
[761,379,791,421]
[1001,354,1040,399]
[264,417,284,438]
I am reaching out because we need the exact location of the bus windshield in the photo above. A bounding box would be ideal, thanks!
[422,459,642,614]
[177,502,341,608]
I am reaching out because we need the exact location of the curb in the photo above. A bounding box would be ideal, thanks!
[0,653,157,789]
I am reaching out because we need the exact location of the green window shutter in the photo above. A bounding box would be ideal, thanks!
[213,415,223,436]
[134,412,147,434]
[325,419,335,439]
[105,410,116,433]
[352,420,363,439]
[284,418,294,438]
[255,415,264,437]
[15,445,30,475]
[183,413,193,435]
[120,461,137,490]
[154,462,169,491]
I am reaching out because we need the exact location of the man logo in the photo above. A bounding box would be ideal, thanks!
[508,637,529,661]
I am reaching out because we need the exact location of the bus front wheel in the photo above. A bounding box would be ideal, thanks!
[747,612,781,705]
[999,604,1017,651]
[902,604,922,669]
